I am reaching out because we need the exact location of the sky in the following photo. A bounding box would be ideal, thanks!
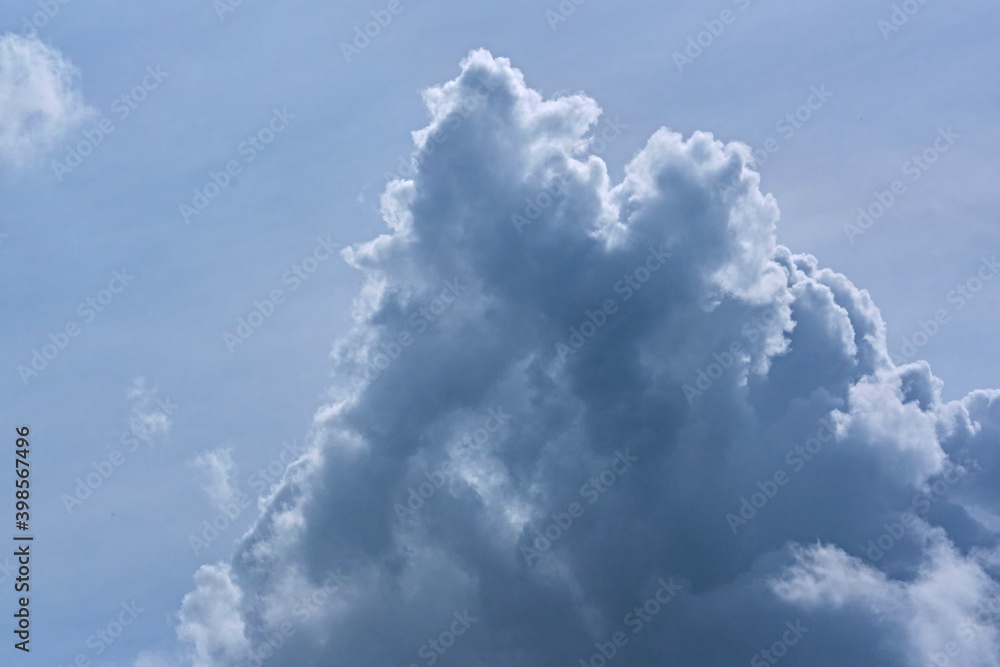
[1,1,999,665]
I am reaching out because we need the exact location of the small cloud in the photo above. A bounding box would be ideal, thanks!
[0,33,94,171]
[189,448,237,507]
[127,377,173,446]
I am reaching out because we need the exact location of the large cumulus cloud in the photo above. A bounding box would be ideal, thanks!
[154,50,1000,666]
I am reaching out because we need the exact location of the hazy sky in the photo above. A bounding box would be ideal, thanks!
[1,1,998,665]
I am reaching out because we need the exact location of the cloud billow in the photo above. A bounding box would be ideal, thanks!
[162,50,1000,667]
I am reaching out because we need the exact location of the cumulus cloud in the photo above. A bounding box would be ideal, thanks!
[151,50,1000,666]
[177,564,251,667]
[0,33,93,171]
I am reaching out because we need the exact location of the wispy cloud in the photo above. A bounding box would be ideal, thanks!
[0,33,94,171]
[189,448,237,508]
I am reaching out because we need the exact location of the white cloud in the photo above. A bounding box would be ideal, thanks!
[0,33,93,171]
[127,377,173,445]
[176,564,249,667]
[151,50,1000,666]
[771,539,1000,666]
[189,449,237,508]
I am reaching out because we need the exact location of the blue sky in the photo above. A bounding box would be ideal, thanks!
[1,1,999,665]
